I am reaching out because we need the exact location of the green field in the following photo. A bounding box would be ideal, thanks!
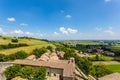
[78,41,102,45]
[107,45,120,52]
[106,64,120,73]
[0,36,55,55]
[93,61,120,73]
[62,41,103,45]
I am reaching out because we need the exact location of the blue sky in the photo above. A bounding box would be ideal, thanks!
[0,0,120,40]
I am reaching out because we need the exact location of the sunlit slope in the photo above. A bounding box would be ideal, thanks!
[0,36,55,55]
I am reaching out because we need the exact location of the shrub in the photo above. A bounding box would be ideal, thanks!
[9,51,28,60]
[32,47,47,58]
[4,65,46,80]
[91,64,112,78]
[33,67,46,80]
[46,46,53,51]
[11,39,18,43]
[18,66,34,80]
[4,64,22,80]
[0,54,9,62]
[0,43,28,50]
[76,57,93,75]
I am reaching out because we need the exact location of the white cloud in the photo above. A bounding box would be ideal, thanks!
[104,27,115,36]
[0,28,45,38]
[104,30,114,35]
[59,27,68,34]
[59,27,78,35]
[54,32,59,35]
[20,23,28,26]
[11,30,24,34]
[65,15,72,18]
[104,0,111,2]
[7,17,15,22]
[67,28,78,34]
[0,28,6,35]
[0,28,3,33]
[10,30,44,37]
[25,32,33,35]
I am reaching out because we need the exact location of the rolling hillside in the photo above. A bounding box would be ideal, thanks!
[0,36,55,55]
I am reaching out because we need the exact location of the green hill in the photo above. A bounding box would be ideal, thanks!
[0,36,55,55]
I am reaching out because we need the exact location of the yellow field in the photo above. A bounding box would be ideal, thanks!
[0,37,55,55]
[0,37,12,44]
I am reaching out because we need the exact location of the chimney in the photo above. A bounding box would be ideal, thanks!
[69,57,75,64]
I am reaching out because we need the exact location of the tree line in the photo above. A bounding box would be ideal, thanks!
[0,43,28,50]
[0,46,50,62]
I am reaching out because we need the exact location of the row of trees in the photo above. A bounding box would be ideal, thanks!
[0,43,28,50]
[0,51,28,61]
[4,64,46,80]
[0,46,52,62]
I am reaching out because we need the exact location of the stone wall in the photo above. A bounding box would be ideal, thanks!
[0,62,13,80]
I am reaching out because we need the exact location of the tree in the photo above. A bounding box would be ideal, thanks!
[14,51,28,59]
[11,38,18,43]
[4,64,22,80]
[46,46,53,52]
[18,66,34,80]
[95,54,99,61]
[33,67,46,80]
[76,57,93,75]
[8,51,28,60]
[32,47,47,58]
[91,64,112,77]
[18,66,46,80]
[0,54,9,62]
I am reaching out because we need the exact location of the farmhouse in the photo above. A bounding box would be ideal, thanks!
[13,58,75,80]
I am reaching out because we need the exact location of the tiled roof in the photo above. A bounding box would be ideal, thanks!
[11,76,27,80]
[98,73,120,80]
[13,59,75,78]
[25,55,36,60]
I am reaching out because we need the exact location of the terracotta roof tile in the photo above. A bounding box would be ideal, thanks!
[13,59,75,77]
[98,73,120,80]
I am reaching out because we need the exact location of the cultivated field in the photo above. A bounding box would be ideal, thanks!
[78,41,102,45]
[107,45,120,52]
[0,37,55,55]
[93,61,120,73]
[62,41,103,45]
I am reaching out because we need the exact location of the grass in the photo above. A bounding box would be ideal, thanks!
[106,64,120,73]
[0,44,55,55]
[0,36,12,44]
[0,37,55,55]
[62,41,103,46]
[107,45,120,52]
[93,60,120,73]
[78,41,102,45]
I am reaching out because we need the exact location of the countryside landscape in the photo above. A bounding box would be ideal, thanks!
[0,0,120,80]
[0,36,120,80]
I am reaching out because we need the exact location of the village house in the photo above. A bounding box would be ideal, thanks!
[13,57,75,80]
